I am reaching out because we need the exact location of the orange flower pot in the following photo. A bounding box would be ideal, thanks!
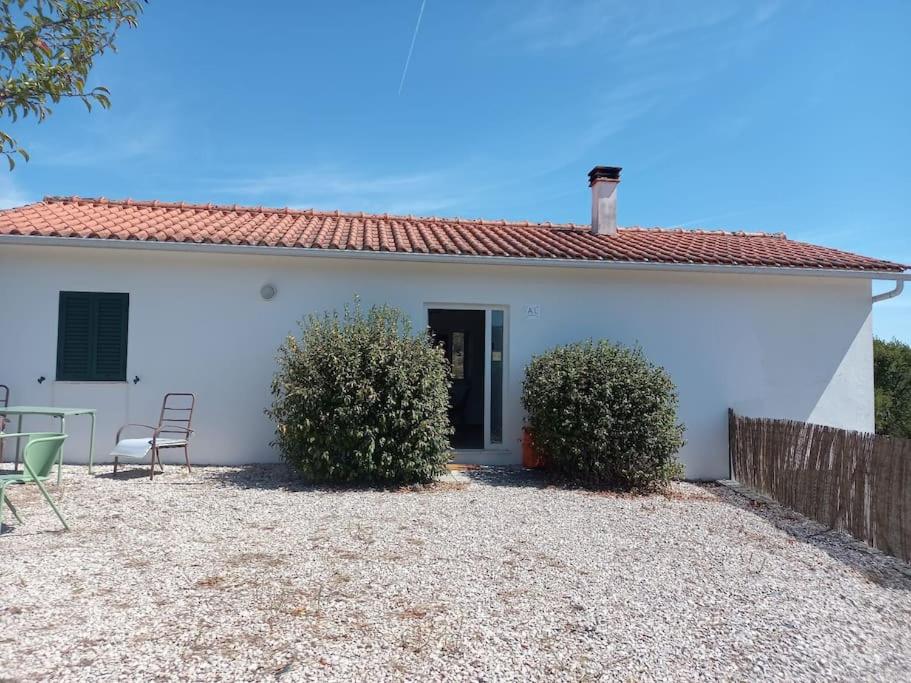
[522,428,545,469]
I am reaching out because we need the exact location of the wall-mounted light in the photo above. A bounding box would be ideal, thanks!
[260,284,277,301]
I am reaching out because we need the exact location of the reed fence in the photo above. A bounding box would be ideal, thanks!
[729,409,911,563]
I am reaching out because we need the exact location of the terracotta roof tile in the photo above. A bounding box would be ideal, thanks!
[0,196,906,273]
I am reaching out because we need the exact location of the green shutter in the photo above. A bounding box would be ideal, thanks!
[57,292,93,380]
[56,292,129,381]
[93,293,129,380]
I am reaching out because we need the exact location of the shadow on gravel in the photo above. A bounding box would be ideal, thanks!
[209,463,312,492]
[462,465,548,489]
[714,484,911,591]
[94,468,158,481]
[207,463,550,492]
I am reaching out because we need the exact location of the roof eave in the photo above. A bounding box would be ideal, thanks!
[0,233,907,281]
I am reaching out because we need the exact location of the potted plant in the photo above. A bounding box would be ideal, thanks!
[521,421,545,469]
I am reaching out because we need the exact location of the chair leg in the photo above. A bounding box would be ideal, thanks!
[113,456,119,475]
[4,493,23,524]
[150,448,157,480]
[32,478,69,531]
[183,445,191,474]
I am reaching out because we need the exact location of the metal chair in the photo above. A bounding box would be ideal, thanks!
[0,432,69,531]
[0,385,8,465]
[110,393,196,479]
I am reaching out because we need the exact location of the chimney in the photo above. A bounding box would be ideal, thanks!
[588,165,621,236]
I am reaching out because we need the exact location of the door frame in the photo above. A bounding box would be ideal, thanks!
[424,302,509,450]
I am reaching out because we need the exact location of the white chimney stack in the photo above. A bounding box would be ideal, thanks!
[589,166,622,236]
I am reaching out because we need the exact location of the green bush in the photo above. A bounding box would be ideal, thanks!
[874,337,911,438]
[267,301,452,485]
[522,340,685,491]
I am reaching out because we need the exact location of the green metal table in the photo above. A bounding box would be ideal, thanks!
[0,406,97,484]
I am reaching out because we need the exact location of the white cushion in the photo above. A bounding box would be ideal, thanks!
[110,437,188,459]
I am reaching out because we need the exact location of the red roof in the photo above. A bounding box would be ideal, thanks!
[0,196,905,272]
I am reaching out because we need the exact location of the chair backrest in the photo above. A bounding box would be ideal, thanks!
[0,385,7,430]
[23,433,67,481]
[157,393,196,436]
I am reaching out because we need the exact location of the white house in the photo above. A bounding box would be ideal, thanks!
[0,167,907,480]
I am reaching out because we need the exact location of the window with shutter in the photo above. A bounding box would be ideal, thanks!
[56,292,129,381]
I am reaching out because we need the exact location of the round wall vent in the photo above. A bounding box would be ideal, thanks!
[260,284,277,301]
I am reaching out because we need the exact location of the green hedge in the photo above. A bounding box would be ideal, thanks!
[522,340,685,491]
[267,302,452,485]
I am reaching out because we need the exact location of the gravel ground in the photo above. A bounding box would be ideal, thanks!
[2,464,911,682]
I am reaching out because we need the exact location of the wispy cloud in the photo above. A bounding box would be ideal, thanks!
[491,0,783,52]
[0,174,33,208]
[43,128,167,167]
[624,5,740,49]
[474,0,788,198]
[753,0,784,26]
[583,76,678,147]
[493,0,616,50]
[206,167,465,216]
[676,209,755,229]
[29,103,174,168]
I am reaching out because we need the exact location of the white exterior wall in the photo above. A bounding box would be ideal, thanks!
[0,244,874,480]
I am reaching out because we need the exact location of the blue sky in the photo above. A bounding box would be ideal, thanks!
[3,1,909,341]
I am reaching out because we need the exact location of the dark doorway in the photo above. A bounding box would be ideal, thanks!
[428,309,486,449]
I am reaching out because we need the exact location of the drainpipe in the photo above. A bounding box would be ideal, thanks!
[872,279,905,303]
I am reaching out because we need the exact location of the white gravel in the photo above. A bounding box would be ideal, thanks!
[2,464,910,682]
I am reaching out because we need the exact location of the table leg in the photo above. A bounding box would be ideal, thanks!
[15,414,22,470]
[57,415,65,485]
[88,412,96,475]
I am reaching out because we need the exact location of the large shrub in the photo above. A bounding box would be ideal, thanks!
[874,337,911,438]
[268,302,452,485]
[522,340,685,491]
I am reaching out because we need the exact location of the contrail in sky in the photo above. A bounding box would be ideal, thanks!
[398,0,427,94]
